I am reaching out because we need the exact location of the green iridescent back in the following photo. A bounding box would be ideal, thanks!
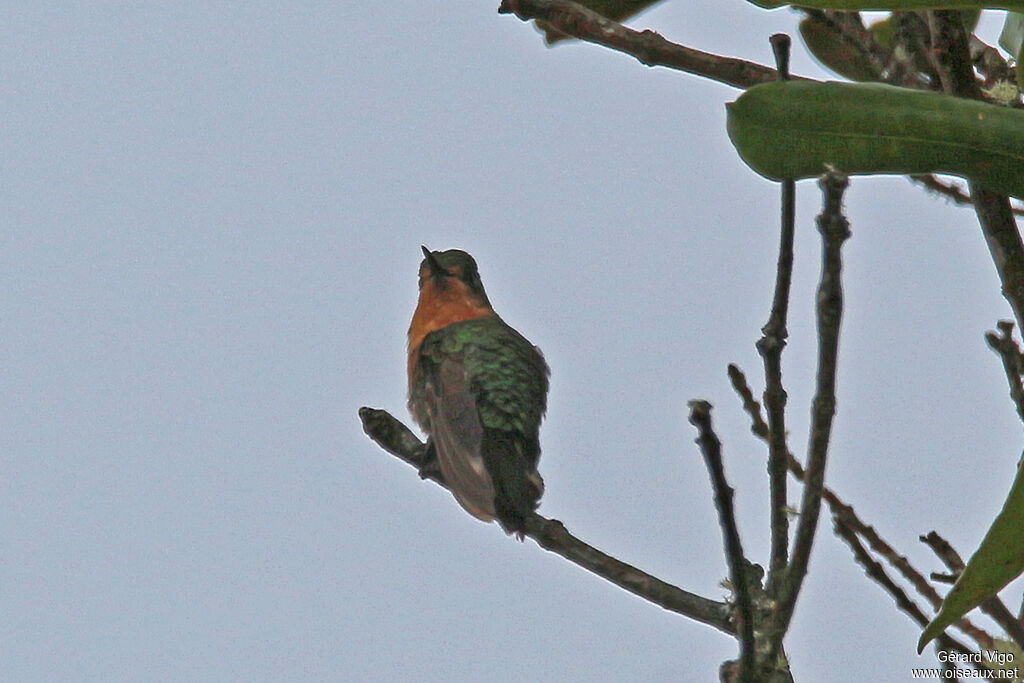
[412,316,549,459]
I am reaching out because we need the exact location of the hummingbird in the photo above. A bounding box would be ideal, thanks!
[407,246,550,536]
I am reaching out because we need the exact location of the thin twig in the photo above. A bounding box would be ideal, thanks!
[969,35,1013,84]
[927,11,982,98]
[497,0,809,89]
[972,186,1024,331]
[833,515,982,668]
[760,34,795,601]
[791,448,994,649]
[730,367,924,594]
[728,364,769,440]
[921,531,1024,648]
[358,406,734,634]
[800,10,1023,225]
[897,11,942,89]
[985,321,1024,428]
[688,400,755,679]
[927,11,1024,331]
[770,33,791,83]
[832,501,943,609]
[909,175,1024,217]
[520,514,737,629]
[772,170,851,643]
[920,531,965,572]
[801,9,929,89]
[728,365,997,650]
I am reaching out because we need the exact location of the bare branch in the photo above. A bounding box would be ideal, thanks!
[969,35,1013,84]
[729,371,1002,654]
[835,517,985,671]
[358,406,735,634]
[921,531,1024,648]
[799,11,1023,227]
[359,406,434,472]
[972,187,1024,331]
[497,0,808,89]
[728,364,769,440]
[985,321,1024,428]
[834,517,933,635]
[925,11,1024,331]
[927,11,982,98]
[800,9,929,89]
[688,400,755,680]
[758,34,795,600]
[772,170,851,640]
[769,33,791,82]
[909,176,1024,217]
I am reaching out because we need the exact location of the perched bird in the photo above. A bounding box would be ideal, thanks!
[407,246,550,536]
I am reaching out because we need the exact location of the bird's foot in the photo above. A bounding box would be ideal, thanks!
[417,441,440,480]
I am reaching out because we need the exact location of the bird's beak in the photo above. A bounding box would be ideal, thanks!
[421,245,449,278]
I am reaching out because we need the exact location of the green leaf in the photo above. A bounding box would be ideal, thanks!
[960,9,982,33]
[998,12,1024,89]
[749,0,1024,9]
[800,16,882,81]
[868,16,937,75]
[726,81,1024,199]
[918,463,1024,653]
[998,11,1024,55]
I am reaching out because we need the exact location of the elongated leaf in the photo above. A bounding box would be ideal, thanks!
[800,16,882,81]
[999,12,1024,88]
[869,16,938,75]
[726,81,1024,199]
[918,463,1024,652]
[749,0,1024,10]
[1000,11,1024,55]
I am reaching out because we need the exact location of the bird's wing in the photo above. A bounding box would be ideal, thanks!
[422,353,497,521]
[417,318,549,534]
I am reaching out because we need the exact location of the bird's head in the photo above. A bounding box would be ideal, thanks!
[418,246,492,310]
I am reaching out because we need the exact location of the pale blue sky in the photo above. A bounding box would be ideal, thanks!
[3,2,1020,681]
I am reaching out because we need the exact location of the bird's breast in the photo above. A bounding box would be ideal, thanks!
[407,285,495,381]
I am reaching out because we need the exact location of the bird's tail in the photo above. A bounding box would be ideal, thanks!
[481,430,543,538]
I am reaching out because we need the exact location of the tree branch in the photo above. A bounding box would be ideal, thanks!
[927,11,981,98]
[772,170,851,641]
[801,9,930,89]
[926,10,1024,331]
[497,0,808,89]
[728,364,999,654]
[835,517,987,671]
[985,321,1024,429]
[921,531,1024,648]
[358,406,735,634]
[758,34,795,601]
[969,35,1013,84]
[972,186,1024,332]
[728,364,769,441]
[909,175,1024,217]
[688,400,755,679]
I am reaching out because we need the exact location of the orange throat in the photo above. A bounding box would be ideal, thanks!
[407,279,494,379]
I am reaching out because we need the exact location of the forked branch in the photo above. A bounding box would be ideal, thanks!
[358,406,734,634]
[497,0,806,88]
[770,170,851,648]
